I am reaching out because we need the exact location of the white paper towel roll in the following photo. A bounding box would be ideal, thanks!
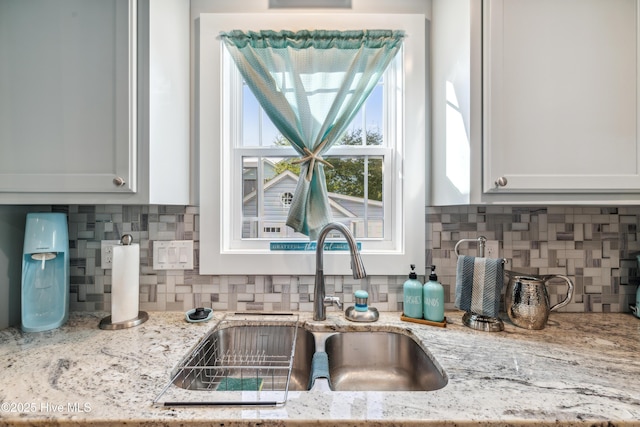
[111,244,140,323]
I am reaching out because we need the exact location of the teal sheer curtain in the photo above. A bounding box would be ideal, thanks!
[220,29,404,240]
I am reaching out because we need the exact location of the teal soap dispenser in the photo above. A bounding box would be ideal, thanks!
[423,265,445,322]
[403,264,423,318]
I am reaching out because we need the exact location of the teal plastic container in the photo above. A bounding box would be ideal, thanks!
[354,290,369,312]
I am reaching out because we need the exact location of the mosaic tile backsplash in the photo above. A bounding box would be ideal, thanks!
[51,204,640,314]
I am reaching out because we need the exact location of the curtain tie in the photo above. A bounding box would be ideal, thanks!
[292,144,334,181]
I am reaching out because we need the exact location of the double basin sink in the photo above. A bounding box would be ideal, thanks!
[172,323,448,393]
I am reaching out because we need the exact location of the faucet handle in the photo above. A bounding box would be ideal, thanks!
[323,296,343,310]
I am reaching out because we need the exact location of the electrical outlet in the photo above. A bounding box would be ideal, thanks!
[485,240,500,258]
[101,240,121,269]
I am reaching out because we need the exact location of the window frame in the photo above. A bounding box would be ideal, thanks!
[199,13,426,275]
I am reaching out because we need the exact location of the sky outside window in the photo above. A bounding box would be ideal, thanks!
[242,80,384,148]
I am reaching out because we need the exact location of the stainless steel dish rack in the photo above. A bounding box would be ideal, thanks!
[154,313,300,407]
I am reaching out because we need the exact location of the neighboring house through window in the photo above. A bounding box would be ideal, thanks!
[199,13,426,275]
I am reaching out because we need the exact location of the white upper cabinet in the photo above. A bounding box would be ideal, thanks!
[484,0,640,194]
[0,0,190,205]
[431,0,640,205]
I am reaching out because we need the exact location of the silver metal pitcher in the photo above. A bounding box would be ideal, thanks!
[505,273,574,330]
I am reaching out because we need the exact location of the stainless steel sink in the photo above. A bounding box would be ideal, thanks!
[289,326,316,390]
[171,324,315,392]
[323,331,447,391]
[159,322,446,408]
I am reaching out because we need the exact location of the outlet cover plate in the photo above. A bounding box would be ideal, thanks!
[153,240,194,270]
[101,240,121,269]
[485,240,500,259]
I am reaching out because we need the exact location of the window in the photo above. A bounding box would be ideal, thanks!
[199,13,426,275]
[238,74,389,241]
[280,192,293,207]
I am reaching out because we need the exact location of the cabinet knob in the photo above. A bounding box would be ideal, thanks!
[113,176,126,187]
[495,176,508,187]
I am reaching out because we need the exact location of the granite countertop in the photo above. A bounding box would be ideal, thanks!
[0,310,639,426]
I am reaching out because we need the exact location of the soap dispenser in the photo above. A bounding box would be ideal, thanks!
[423,265,444,322]
[403,264,423,319]
[345,290,379,322]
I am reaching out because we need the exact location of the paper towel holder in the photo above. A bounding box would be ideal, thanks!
[99,234,149,330]
[99,311,149,330]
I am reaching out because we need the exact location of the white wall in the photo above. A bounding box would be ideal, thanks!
[430,0,472,205]
[0,207,30,329]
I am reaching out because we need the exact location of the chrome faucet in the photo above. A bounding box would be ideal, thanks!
[313,222,367,321]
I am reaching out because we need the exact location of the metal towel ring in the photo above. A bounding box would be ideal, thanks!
[454,236,487,257]
[454,236,507,265]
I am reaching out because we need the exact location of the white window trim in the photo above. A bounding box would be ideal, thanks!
[199,13,425,275]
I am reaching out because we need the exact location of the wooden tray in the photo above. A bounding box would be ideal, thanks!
[400,314,447,328]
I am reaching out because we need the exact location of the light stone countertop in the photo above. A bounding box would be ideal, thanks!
[0,310,639,426]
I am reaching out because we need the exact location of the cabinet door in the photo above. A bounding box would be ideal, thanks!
[483,0,640,193]
[0,0,135,193]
